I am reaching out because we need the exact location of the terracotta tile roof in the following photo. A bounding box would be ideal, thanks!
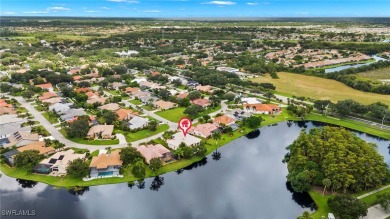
[153,100,175,110]
[75,87,91,93]
[243,103,280,113]
[38,92,58,101]
[192,98,210,107]
[189,123,219,138]
[115,108,138,121]
[196,85,212,93]
[86,125,114,138]
[17,141,55,155]
[125,87,140,93]
[0,99,13,108]
[73,76,82,81]
[90,150,122,169]
[177,92,188,99]
[213,115,236,125]
[136,144,171,164]
[98,103,120,111]
[0,106,16,115]
[35,83,53,90]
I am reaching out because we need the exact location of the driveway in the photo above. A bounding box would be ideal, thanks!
[363,205,390,219]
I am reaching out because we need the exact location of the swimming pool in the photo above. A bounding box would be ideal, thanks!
[98,171,114,176]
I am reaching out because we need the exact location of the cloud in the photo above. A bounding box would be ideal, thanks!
[24,11,49,14]
[100,7,111,10]
[247,2,258,5]
[203,1,236,5]
[47,6,70,11]
[139,10,162,13]
[107,0,139,3]
[84,10,101,13]
[1,11,15,15]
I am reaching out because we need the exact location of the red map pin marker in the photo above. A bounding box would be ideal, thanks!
[178,117,192,137]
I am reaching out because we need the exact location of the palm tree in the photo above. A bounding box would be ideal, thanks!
[322,178,331,195]
[212,132,221,146]
[27,120,35,126]
[44,139,51,147]
[105,146,112,154]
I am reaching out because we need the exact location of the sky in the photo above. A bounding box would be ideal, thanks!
[1,0,389,17]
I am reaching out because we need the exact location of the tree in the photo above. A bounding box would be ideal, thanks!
[178,98,190,107]
[286,127,389,193]
[66,158,89,178]
[101,110,118,125]
[14,150,43,172]
[297,211,313,219]
[188,90,202,100]
[148,120,158,131]
[21,90,34,99]
[120,147,143,166]
[377,193,390,211]
[184,104,204,119]
[244,115,263,128]
[223,93,236,101]
[132,160,146,178]
[264,90,274,101]
[313,100,331,114]
[172,79,182,87]
[66,117,90,138]
[322,178,331,195]
[149,158,162,173]
[328,195,367,219]
[212,132,221,145]
[158,89,171,101]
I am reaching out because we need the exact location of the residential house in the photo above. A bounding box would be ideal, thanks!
[0,114,30,137]
[2,131,39,148]
[35,83,53,92]
[2,149,19,166]
[192,98,211,108]
[124,87,140,94]
[39,149,86,176]
[42,97,63,105]
[0,99,13,108]
[89,150,123,177]
[188,123,219,138]
[243,103,281,115]
[115,109,138,121]
[60,108,87,122]
[75,87,91,93]
[17,141,55,156]
[167,132,202,150]
[38,92,58,101]
[153,100,176,110]
[196,85,212,93]
[67,67,81,75]
[139,81,166,90]
[128,116,149,130]
[213,115,237,126]
[0,106,16,115]
[86,125,114,139]
[136,144,173,164]
[49,103,72,114]
[111,82,125,90]
[177,92,189,99]
[98,103,120,111]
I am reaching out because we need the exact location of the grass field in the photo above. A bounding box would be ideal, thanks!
[129,99,142,105]
[357,67,390,80]
[251,72,390,106]
[156,106,222,122]
[116,124,169,142]
[59,129,119,145]
[42,112,59,124]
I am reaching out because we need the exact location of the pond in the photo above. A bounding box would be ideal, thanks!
[324,55,387,73]
[1,121,389,219]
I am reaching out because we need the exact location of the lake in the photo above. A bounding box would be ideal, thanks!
[325,55,387,73]
[1,122,389,219]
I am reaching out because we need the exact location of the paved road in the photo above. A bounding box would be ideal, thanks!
[5,95,176,151]
[363,205,390,219]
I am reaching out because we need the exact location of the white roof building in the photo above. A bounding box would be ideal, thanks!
[167,133,202,150]
[40,149,86,176]
[241,97,261,105]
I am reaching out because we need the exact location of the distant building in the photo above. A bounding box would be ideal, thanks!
[89,150,123,178]
[167,133,202,150]
[86,125,114,139]
[136,144,173,164]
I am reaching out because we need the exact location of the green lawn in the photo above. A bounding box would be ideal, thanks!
[309,191,333,219]
[141,105,155,111]
[129,99,142,105]
[360,187,390,206]
[59,129,119,145]
[116,124,169,142]
[156,105,222,122]
[42,112,59,124]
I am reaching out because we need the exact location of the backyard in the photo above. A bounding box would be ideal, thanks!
[116,124,169,142]
[59,129,119,145]
[156,105,222,122]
